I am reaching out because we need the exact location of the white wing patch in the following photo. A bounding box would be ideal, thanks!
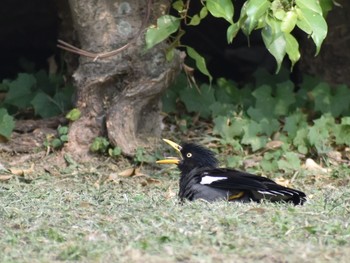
[200,176,227,185]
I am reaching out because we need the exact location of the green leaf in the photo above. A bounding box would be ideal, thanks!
[31,92,61,118]
[241,120,268,151]
[145,15,180,49]
[0,108,15,139]
[227,23,240,43]
[53,85,74,113]
[66,108,81,121]
[51,138,63,149]
[331,84,350,117]
[210,102,234,116]
[295,2,328,55]
[179,84,215,118]
[186,46,213,83]
[189,7,208,26]
[284,32,300,68]
[319,0,333,16]
[109,146,122,157]
[213,116,245,140]
[271,0,286,20]
[247,85,275,120]
[188,15,201,26]
[311,82,331,114]
[281,10,298,33]
[293,128,309,154]
[277,152,301,171]
[283,111,307,138]
[4,73,36,109]
[259,118,280,137]
[244,0,270,34]
[295,0,323,15]
[275,80,296,116]
[206,0,234,24]
[334,117,350,146]
[307,115,335,152]
[90,137,110,153]
[58,126,69,136]
[261,18,286,73]
[172,0,184,12]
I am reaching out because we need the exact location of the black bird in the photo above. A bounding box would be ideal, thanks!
[157,139,306,205]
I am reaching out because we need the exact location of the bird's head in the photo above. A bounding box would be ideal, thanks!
[156,139,218,174]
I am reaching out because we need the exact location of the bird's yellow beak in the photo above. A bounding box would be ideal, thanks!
[156,139,182,165]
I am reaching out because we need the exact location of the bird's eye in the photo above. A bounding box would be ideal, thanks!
[186,153,192,158]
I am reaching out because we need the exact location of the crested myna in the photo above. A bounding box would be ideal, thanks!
[157,139,306,205]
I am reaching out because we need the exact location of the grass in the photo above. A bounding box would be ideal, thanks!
[1,164,350,263]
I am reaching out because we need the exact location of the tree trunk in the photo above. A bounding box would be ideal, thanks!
[299,0,350,86]
[64,0,183,159]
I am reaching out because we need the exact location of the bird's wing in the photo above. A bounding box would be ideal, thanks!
[198,168,306,198]
[198,168,273,190]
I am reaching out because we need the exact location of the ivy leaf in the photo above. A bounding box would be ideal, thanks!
[331,84,350,117]
[307,116,335,152]
[247,85,275,120]
[278,152,301,171]
[0,108,15,139]
[275,80,296,115]
[4,73,36,109]
[210,102,234,116]
[213,116,245,140]
[283,111,307,138]
[186,46,213,83]
[145,15,180,49]
[293,128,308,154]
[206,0,234,24]
[179,84,215,118]
[311,82,331,114]
[334,117,350,146]
[241,120,268,151]
[259,118,280,137]
[31,92,61,118]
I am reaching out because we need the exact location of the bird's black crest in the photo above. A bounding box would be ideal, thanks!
[179,143,219,171]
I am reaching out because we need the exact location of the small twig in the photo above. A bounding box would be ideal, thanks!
[58,0,153,59]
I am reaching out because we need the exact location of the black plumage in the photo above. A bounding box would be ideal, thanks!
[157,139,306,205]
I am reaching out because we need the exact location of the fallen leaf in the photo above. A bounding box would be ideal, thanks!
[9,163,35,176]
[134,168,148,177]
[247,207,266,214]
[303,158,331,173]
[0,175,12,181]
[327,151,342,165]
[265,140,283,150]
[164,187,176,199]
[118,168,135,177]
[275,177,290,187]
[145,178,161,184]
[107,172,119,181]
[243,156,262,168]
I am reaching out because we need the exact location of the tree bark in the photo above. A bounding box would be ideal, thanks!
[64,0,183,159]
[299,0,350,86]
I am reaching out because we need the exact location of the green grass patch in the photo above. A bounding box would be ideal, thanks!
[1,168,350,262]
